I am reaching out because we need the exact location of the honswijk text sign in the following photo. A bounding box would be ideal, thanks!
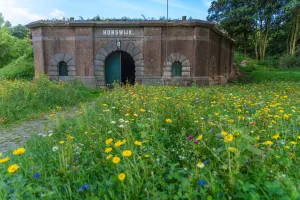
[94,28,143,38]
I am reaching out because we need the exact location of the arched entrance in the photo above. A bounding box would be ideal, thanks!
[105,51,135,85]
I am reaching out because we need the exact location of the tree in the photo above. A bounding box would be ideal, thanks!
[10,24,30,39]
[285,0,300,55]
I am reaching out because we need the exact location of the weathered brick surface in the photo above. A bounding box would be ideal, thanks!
[28,20,234,87]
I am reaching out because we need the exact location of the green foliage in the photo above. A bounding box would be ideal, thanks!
[0,75,99,126]
[0,83,300,198]
[10,24,30,39]
[0,51,34,80]
[279,48,300,68]
[0,28,32,69]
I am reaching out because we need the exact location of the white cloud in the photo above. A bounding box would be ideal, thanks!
[50,9,66,18]
[204,0,212,8]
[0,0,44,25]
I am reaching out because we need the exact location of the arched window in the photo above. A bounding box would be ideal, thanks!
[172,61,182,77]
[58,61,68,76]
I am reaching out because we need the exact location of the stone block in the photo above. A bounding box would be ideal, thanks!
[67,59,75,66]
[120,41,129,52]
[49,71,59,76]
[174,53,180,61]
[135,71,144,76]
[99,48,108,57]
[163,71,172,76]
[49,65,58,71]
[182,72,191,77]
[111,41,118,52]
[179,54,187,63]
[164,66,171,71]
[135,67,144,72]
[95,66,104,71]
[95,71,104,76]
[133,53,143,61]
[64,54,73,62]
[135,60,144,66]
[126,43,134,54]
[68,66,76,71]
[95,60,104,66]
[69,71,76,76]
[95,53,105,61]
[164,61,172,66]
[168,53,176,62]
[182,67,190,72]
[55,53,65,62]
[131,47,140,57]
[50,59,57,66]
[95,76,104,81]
[182,59,190,67]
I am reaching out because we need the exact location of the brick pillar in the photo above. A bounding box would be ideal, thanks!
[31,27,45,75]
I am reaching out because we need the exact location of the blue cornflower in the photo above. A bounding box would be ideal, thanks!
[78,184,89,192]
[34,173,40,178]
[198,180,206,186]
[203,160,209,165]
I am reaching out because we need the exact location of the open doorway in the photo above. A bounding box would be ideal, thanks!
[105,51,135,85]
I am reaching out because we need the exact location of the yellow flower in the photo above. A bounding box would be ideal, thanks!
[0,152,2,157]
[140,109,146,113]
[133,113,139,117]
[106,154,113,160]
[8,164,20,173]
[196,162,204,168]
[121,140,126,145]
[290,141,297,145]
[105,147,113,153]
[84,132,88,135]
[103,104,108,107]
[13,147,26,155]
[237,116,244,120]
[0,157,10,164]
[271,133,280,139]
[165,119,172,123]
[144,154,150,158]
[112,156,121,164]
[118,173,126,181]
[122,150,133,157]
[297,136,300,139]
[134,140,142,146]
[285,146,290,149]
[263,141,273,146]
[59,141,65,145]
[67,135,74,140]
[279,109,284,113]
[105,138,113,145]
[196,135,203,141]
[221,131,228,136]
[224,134,233,142]
[228,147,236,152]
[227,119,234,124]
[114,141,123,147]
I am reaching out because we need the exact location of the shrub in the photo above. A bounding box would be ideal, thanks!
[0,51,34,80]
[279,48,300,68]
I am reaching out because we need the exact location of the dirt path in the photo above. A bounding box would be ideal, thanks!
[0,101,95,152]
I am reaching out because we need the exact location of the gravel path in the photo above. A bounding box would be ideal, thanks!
[0,102,95,152]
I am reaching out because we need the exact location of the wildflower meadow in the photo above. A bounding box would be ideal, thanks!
[1,81,300,199]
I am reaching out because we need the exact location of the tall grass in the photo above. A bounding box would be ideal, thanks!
[0,75,99,126]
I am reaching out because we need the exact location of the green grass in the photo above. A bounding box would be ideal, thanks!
[0,52,34,80]
[0,75,99,126]
[0,83,299,199]
[234,52,300,83]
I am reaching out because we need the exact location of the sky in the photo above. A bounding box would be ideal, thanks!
[0,0,213,26]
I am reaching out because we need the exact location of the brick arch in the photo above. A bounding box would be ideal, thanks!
[49,53,76,80]
[163,53,191,80]
[94,41,144,86]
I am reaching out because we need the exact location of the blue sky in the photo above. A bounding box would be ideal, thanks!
[0,0,213,26]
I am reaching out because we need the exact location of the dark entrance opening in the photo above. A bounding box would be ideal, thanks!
[58,61,68,76]
[105,51,135,85]
[121,51,135,85]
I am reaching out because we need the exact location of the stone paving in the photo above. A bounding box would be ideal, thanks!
[0,101,95,152]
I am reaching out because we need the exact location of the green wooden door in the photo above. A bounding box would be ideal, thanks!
[105,52,121,85]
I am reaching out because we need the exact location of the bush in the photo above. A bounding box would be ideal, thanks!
[0,51,34,80]
[279,48,300,68]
